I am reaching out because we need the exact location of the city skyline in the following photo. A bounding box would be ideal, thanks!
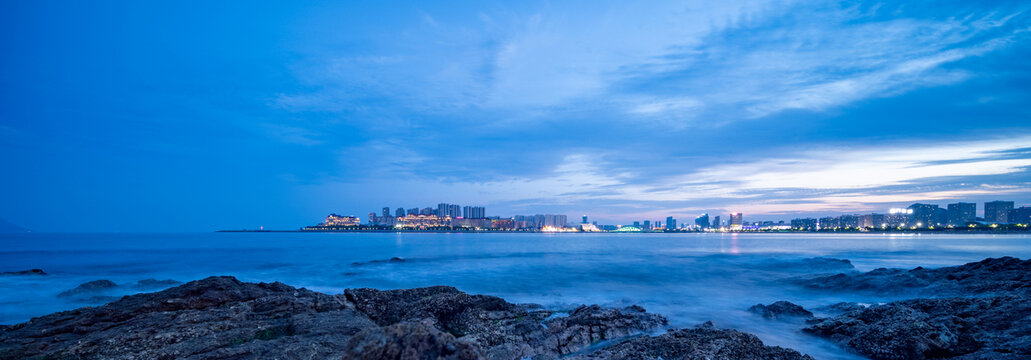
[321,197,1031,231]
[2,1,1030,231]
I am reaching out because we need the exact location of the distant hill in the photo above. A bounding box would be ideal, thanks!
[0,218,29,233]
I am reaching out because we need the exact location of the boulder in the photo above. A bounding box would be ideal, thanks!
[569,321,814,360]
[747,301,814,320]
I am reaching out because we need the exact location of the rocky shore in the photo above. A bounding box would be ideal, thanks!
[0,277,809,360]
[1,256,1028,359]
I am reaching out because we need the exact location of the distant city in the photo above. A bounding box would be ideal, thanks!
[301,200,1031,232]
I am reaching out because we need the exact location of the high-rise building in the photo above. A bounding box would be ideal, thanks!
[542,214,566,228]
[695,213,710,228]
[729,213,743,226]
[633,221,641,228]
[791,218,817,230]
[643,220,651,230]
[985,201,1014,224]
[395,207,405,218]
[582,215,588,224]
[712,216,721,228]
[382,207,391,218]
[666,216,676,230]
[1009,207,1031,225]
[907,203,940,227]
[407,208,419,216]
[462,206,486,219]
[435,203,461,218]
[946,202,975,226]
[420,207,434,216]
[859,214,885,228]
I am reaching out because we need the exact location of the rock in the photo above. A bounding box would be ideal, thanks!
[134,278,183,290]
[0,269,46,276]
[390,256,405,263]
[804,295,1031,360]
[1,277,672,360]
[57,279,119,298]
[342,321,482,360]
[345,286,668,359]
[812,302,869,315]
[569,321,814,360]
[2,276,375,360]
[747,301,813,320]
[793,257,1031,296]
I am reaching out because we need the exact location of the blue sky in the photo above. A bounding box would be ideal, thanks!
[2,0,1030,231]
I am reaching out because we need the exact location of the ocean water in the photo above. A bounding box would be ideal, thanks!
[2,232,1030,359]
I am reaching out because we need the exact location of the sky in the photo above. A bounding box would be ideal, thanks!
[2,0,1031,231]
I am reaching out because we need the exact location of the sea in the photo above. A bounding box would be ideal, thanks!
[2,232,1029,359]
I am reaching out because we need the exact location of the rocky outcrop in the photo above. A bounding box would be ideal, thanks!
[0,269,46,276]
[0,276,683,360]
[344,286,668,359]
[803,295,1031,360]
[569,322,814,360]
[56,279,118,297]
[747,301,813,320]
[793,257,1031,296]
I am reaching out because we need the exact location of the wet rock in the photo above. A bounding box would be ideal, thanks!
[569,321,814,360]
[353,257,409,266]
[134,278,183,290]
[1,277,673,360]
[342,321,482,360]
[2,276,375,360]
[0,269,46,276]
[748,301,813,320]
[57,279,118,297]
[813,302,869,316]
[390,256,406,263]
[793,257,1031,296]
[345,286,668,359]
[804,295,1031,360]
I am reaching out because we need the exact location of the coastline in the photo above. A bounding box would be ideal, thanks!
[2,257,1028,359]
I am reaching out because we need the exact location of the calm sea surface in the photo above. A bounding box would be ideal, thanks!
[2,232,1030,359]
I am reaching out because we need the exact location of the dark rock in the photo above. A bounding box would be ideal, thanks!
[793,257,1031,296]
[2,276,375,360]
[813,302,869,315]
[134,278,183,290]
[390,256,406,262]
[342,321,482,360]
[1,277,672,360]
[0,269,46,276]
[345,286,668,359]
[748,301,813,320]
[804,295,1031,360]
[57,279,119,297]
[569,321,814,360]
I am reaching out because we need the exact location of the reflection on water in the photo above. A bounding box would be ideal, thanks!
[1,232,1029,359]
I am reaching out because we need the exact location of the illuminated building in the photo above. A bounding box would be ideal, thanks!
[453,217,491,229]
[582,215,588,224]
[859,214,885,228]
[382,207,391,218]
[543,214,566,228]
[985,201,1014,224]
[406,208,419,216]
[729,213,743,226]
[397,214,451,229]
[1009,207,1031,225]
[323,214,360,227]
[946,202,975,226]
[886,208,913,227]
[791,218,817,230]
[712,216,720,228]
[491,218,515,229]
[695,214,710,228]
[395,207,405,218]
[907,203,942,227]
[666,216,676,230]
[643,220,651,230]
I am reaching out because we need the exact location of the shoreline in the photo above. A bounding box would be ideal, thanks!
[218,228,1031,234]
[2,257,1028,359]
